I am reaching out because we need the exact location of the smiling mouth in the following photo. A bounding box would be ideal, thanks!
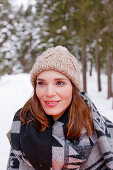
[44,101,60,107]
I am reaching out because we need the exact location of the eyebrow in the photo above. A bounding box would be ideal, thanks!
[37,78,69,81]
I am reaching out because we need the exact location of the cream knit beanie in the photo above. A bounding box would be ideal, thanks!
[30,46,82,90]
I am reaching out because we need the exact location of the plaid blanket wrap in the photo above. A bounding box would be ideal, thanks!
[7,92,113,170]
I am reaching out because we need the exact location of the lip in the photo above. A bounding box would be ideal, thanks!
[44,100,60,107]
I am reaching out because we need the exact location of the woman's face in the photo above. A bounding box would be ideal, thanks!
[36,70,72,121]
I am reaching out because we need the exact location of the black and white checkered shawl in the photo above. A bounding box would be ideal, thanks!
[7,92,113,170]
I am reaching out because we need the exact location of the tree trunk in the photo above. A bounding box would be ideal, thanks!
[82,37,87,93]
[112,95,113,109]
[95,42,101,91]
[107,51,112,98]
[89,59,93,76]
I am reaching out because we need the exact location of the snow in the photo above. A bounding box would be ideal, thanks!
[0,72,113,169]
[10,0,36,11]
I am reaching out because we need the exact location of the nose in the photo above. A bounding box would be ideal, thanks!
[45,85,56,97]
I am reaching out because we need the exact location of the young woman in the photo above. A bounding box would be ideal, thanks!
[7,46,113,169]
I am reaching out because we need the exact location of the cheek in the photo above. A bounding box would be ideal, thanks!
[36,87,44,99]
[61,87,72,101]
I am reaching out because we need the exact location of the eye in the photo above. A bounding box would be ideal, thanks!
[37,81,45,86]
[56,81,65,86]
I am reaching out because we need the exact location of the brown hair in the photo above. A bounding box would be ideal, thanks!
[19,82,93,140]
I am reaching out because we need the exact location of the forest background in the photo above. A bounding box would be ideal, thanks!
[0,0,113,100]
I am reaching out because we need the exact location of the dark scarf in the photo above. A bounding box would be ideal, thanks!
[19,110,94,170]
[20,121,52,170]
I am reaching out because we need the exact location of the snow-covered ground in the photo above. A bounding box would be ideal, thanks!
[0,72,113,170]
